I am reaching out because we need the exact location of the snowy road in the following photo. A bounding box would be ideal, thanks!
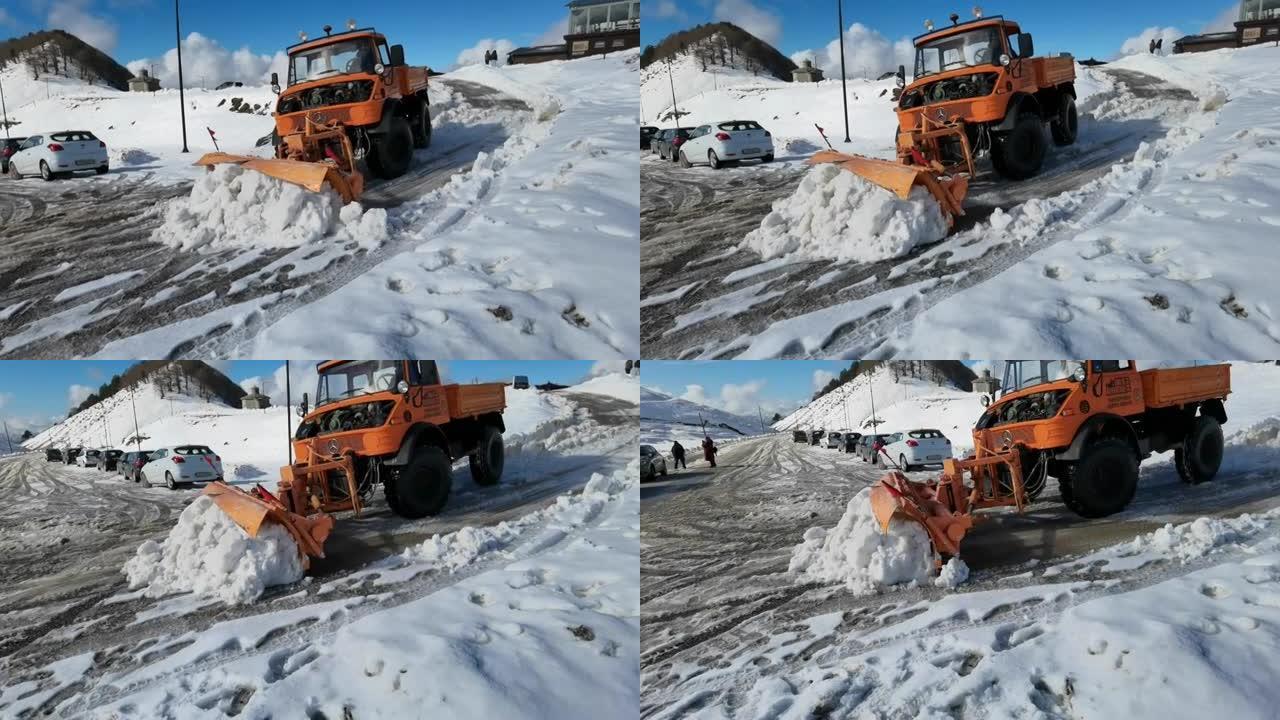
[0,78,530,359]
[0,389,637,717]
[640,67,1197,358]
[640,430,1280,716]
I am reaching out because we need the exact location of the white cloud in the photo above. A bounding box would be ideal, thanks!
[652,0,686,21]
[48,0,118,54]
[680,383,709,406]
[68,384,94,408]
[454,38,517,69]
[534,18,570,46]
[812,369,836,393]
[714,0,782,47]
[1117,26,1184,57]
[237,362,318,410]
[588,360,630,378]
[790,22,914,81]
[0,9,16,28]
[126,32,287,89]
[1204,3,1241,32]
[0,391,11,410]
[681,380,768,416]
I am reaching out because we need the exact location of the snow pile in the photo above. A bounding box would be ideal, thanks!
[933,556,970,588]
[152,163,389,251]
[1138,515,1268,562]
[405,523,522,572]
[571,372,639,403]
[122,495,303,605]
[110,147,159,166]
[789,488,937,594]
[743,164,949,264]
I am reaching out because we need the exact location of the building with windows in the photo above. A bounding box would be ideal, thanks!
[507,1,640,65]
[1174,0,1280,54]
[127,69,160,92]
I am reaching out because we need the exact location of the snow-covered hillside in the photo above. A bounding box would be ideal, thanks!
[641,40,788,125]
[640,385,762,447]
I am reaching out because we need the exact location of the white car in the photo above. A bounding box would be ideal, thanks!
[679,120,774,169]
[76,448,102,468]
[826,431,844,449]
[141,445,225,489]
[884,429,953,471]
[7,130,109,180]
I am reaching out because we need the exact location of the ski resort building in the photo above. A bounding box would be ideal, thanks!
[1174,0,1280,53]
[792,59,824,83]
[506,0,639,65]
[127,68,160,92]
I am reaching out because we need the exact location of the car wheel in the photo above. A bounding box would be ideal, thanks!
[10,162,21,180]
[761,153,774,163]
[165,471,176,490]
[708,150,721,170]
[900,454,913,472]
[95,164,109,175]
[660,464,668,476]
[40,161,54,181]
[679,150,691,168]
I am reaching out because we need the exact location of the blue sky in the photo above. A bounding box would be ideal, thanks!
[643,0,1241,62]
[642,360,854,417]
[0,1,571,69]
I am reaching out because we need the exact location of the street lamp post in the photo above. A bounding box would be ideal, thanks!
[837,0,851,143]
[666,56,680,125]
[0,77,9,140]
[175,0,189,152]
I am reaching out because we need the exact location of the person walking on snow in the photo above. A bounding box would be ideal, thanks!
[671,441,687,469]
[702,436,718,468]
[872,435,887,463]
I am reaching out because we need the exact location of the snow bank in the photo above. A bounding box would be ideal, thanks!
[743,163,948,264]
[122,495,303,605]
[152,163,388,251]
[789,488,937,594]
[572,372,639,403]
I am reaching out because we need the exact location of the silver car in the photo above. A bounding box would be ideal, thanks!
[640,444,667,482]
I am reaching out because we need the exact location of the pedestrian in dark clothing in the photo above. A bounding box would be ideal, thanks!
[671,441,687,469]
[702,436,718,468]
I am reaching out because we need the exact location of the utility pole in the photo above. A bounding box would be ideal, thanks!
[756,405,765,434]
[837,0,851,143]
[130,385,141,451]
[0,77,9,140]
[103,414,109,447]
[285,362,293,465]
[2,420,12,454]
[175,0,189,152]
[868,377,877,431]
[666,56,680,125]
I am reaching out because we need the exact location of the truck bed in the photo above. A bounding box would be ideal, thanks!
[446,382,507,418]
[1140,365,1231,408]
[1032,55,1075,88]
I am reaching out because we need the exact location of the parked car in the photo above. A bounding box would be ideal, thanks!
[45,448,63,462]
[842,432,863,453]
[857,434,893,463]
[140,445,224,489]
[652,127,693,161]
[826,431,844,449]
[121,450,155,482]
[641,125,658,150]
[77,448,102,468]
[513,375,530,390]
[100,448,124,472]
[63,447,82,465]
[1,137,27,174]
[792,430,808,443]
[883,429,952,471]
[640,444,667,482]
[6,131,108,181]
[808,429,824,446]
[679,120,774,169]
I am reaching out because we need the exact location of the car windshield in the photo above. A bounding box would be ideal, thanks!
[717,121,763,131]
[915,26,1004,77]
[909,429,944,439]
[1003,361,1085,393]
[174,446,214,455]
[289,38,378,85]
[50,131,97,142]
[316,361,404,406]
[85,450,100,457]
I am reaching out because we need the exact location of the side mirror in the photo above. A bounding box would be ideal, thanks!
[389,44,405,66]
[270,72,280,95]
[896,64,906,88]
[980,394,991,407]
[1018,32,1034,58]
[297,392,309,418]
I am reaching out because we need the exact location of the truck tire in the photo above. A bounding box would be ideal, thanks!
[991,112,1047,180]
[1050,95,1078,146]
[1175,415,1223,485]
[1061,439,1138,518]
[389,445,452,518]
[468,425,504,487]
[369,114,414,179]
[412,105,433,149]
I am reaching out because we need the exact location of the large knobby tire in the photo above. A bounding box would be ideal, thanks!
[992,112,1047,180]
[1062,439,1139,518]
[412,104,433,149]
[468,425,505,487]
[369,114,414,179]
[391,445,453,518]
[1175,415,1224,485]
[1051,95,1078,147]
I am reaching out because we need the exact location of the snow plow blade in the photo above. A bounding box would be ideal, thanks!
[202,481,334,569]
[870,471,973,561]
[808,150,968,229]
[193,153,362,204]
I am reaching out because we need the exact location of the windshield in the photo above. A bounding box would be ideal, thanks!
[289,38,378,86]
[915,26,1004,77]
[1003,361,1085,393]
[316,361,404,406]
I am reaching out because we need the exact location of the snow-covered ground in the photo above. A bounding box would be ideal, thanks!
[642,362,1280,718]
[1,380,639,718]
[642,43,1280,358]
[2,51,639,359]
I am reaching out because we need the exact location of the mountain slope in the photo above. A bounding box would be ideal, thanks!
[640,386,761,446]
[0,30,132,91]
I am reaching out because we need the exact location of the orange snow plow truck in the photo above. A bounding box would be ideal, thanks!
[811,9,1077,228]
[204,360,506,568]
[872,361,1231,562]
[195,22,433,203]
